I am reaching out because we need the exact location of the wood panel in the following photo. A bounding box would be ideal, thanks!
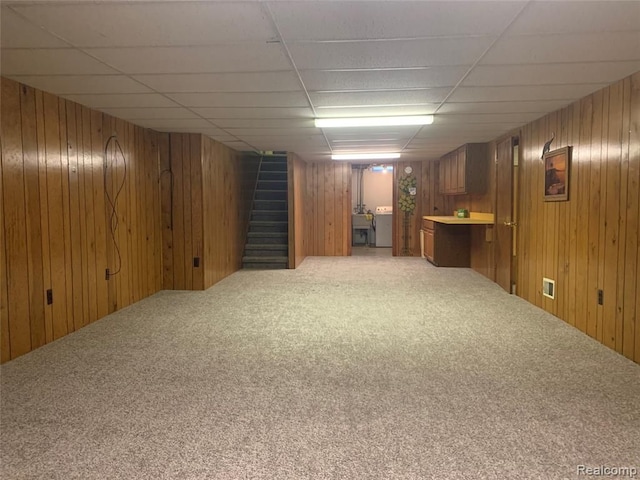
[1,79,31,358]
[516,72,640,364]
[288,153,307,268]
[0,77,162,363]
[159,133,202,290]
[393,160,422,256]
[0,129,9,362]
[300,162,351,256]
[624,74,639,361]
[20,84,46,349]
[197,136,255,289]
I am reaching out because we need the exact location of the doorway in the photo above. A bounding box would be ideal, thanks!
[351,164,393,256]
[495,136,519,293]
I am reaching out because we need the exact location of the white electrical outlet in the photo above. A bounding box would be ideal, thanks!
[543,277,555,299]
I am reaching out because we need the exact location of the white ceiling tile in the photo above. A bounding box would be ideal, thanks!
[192,128,229,136]
[0,6,68,48]
[192,107,314,119]
[288,37,495,70]
[409,132,497,144]
[435,113,543,125]
[510,1,640,35]
[414,124,516,139]
[208,135,239,143]
[271,1,524,40]
[225,127,320,137]
[300,67,469,91]
[12,3,276,47]
[7,75,153,94]
[217,140,253,151]
[437,100,571,115]
[449,84,607,103]
[62,93,179,108]
[133,118,214,129]
[87,45,291,74]
[315,105,438,117]
[331,140,407,148]
[167,92,309,108]
[0,49,118,75]
[211,118,315,129]
[324,126,420,139]
[153,126,228,136]
[98,107,199,120]
[132,72,300,93]
[483,31,640,65]
[241,135,328,148]
[310,89,450,107]
[464,62,640,87]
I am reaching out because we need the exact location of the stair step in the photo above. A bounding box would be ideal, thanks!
[253,199,287,211]
[251,210,288,221]
[257,180,287,190]
[242,255,288,263]
[244,245,288,257]
[255,190,287,201]
[247,232,288,244]
[249,221,288,233]
[242,262,288,270]
[261,162,287,172]
[242,255,288,270]
[259,171,287,181]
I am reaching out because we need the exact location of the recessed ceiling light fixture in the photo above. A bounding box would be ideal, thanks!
[315,115,433,128]
[332,153,401,161]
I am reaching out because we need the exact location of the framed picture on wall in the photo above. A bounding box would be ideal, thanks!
[543,146,571,202]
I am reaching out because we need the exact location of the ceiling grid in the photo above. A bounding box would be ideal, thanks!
[1,0,638,161]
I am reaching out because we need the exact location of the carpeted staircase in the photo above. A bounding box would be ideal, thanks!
[242,155,289,269]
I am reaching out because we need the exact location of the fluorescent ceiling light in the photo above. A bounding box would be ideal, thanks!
[315,115,433,128]
[332,153,401,161]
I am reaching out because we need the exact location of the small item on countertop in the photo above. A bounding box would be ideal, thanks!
[457,209,469,218]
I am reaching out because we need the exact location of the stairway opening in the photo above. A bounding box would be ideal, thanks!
[242,154,289,269]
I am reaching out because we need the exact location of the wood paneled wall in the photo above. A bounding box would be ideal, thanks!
[517,72,640,363]
[159,134,256,290]
[454,142,496,279]
[288,153,307,267]
[1,77,162,362]
[159,133,203,291]
[303,162,352,256]
[201,136,255,289]
[393,161,423,256]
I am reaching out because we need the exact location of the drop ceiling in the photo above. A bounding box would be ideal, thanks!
[1,0,639,162]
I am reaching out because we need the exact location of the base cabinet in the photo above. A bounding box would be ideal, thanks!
[422,219,470,267]
[424,228,435,263]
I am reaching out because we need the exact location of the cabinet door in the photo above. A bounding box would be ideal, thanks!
[451,154,457,193]
[439,157,446,194]
[456,147,466,193]
[445,154,454,193]
[425,228,435,262]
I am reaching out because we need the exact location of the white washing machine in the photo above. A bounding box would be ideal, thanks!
[375,206,393,247]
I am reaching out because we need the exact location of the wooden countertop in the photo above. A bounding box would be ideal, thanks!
[423,212,494,225]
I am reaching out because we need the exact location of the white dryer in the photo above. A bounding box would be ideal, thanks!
[374,206,393,247]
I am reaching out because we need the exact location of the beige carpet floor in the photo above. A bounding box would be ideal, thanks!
[1,256,639,480]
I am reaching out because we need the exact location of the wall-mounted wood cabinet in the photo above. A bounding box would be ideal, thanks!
[439,143,488,195]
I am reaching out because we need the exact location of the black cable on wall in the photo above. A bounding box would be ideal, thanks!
[103,134,127,279]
